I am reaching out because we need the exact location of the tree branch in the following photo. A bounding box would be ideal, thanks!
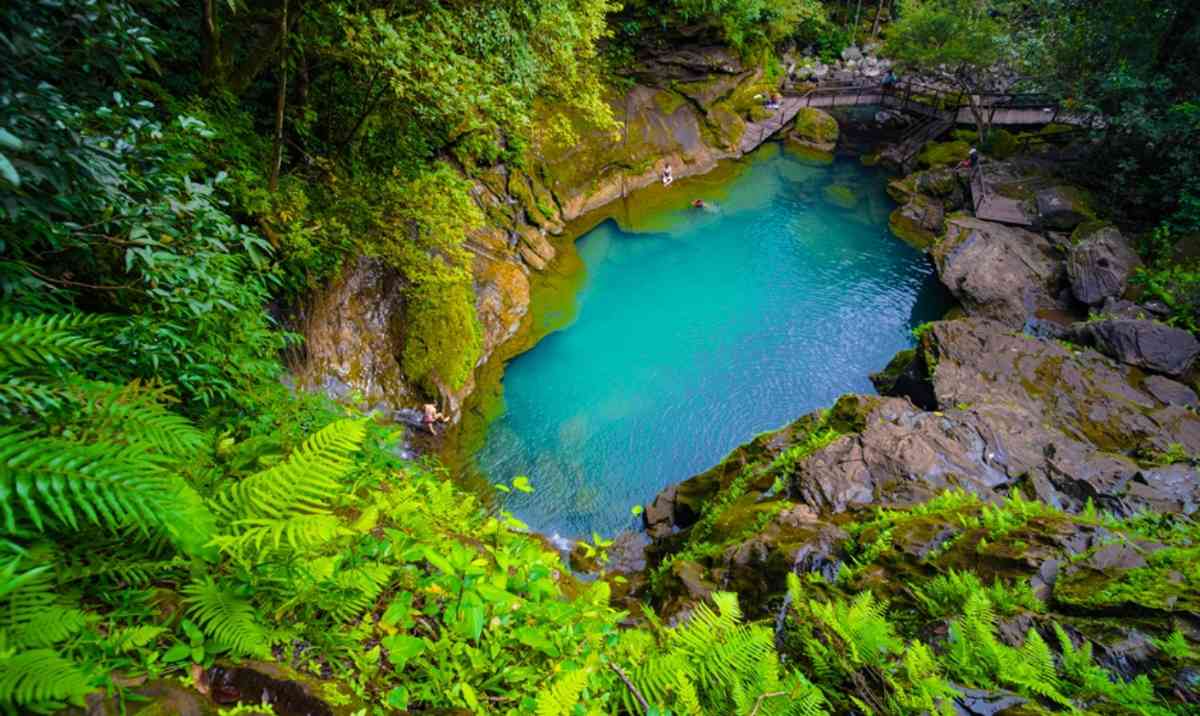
[608,663,649,714]
[747,691,787,716]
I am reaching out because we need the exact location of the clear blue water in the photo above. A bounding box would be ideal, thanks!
[475,146,948,539]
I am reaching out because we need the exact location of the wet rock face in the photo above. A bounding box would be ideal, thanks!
[933,217,1069,328]
[1068,318,1200,378]
[1066,226,1141,306]
[291,256,411,412]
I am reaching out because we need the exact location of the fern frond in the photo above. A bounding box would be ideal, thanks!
[182,577,271,658]
[12,607,88,648]
[319,563,393,622]
[767,673,828,716]
[77,380,206,457]
[0,428,175,533]
[0,561,57,632]
[212,514,350,562]
[211,419,366,523]
[0,372,67,418]
[0,313,112,369]
[0,648,94,713]
[535,667,590,716]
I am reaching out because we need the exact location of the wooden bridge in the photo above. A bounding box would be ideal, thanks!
[738,79,1091,226]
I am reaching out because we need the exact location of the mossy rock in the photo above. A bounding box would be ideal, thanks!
[791,107,839,144]
[1054,546,1200,614]
[1070,220,1114,244]
[982,128,1018,160]
[822,183,860,210]
[886,176,918,204]
[653,89,688,116]
[915,169,961,199]
[888,203,940,250]
[917,140,970,169]
[859,152,880,167]
[951,129,979,143]
[1036,185,1098,231]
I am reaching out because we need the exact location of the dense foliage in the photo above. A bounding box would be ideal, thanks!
[2,0,1200,713]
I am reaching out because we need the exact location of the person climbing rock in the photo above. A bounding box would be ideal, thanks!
[422,403,449,434]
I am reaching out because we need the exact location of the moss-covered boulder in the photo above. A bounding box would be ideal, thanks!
[784,107,838,162]
[917,140,970,169]
[1035,185,1097,231]
[888,196,944,250]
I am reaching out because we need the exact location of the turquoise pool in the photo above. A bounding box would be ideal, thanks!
[475,145,949,539]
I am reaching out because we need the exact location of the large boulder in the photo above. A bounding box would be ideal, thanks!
[1035,185,1096,231]
[785,107,839,160]
[1066,225,1141,306]
[888,196,944,250]
[1069,319,1200,378]
[932,216,1068,328]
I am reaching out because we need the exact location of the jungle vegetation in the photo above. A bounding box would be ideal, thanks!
[0,0,1198,713]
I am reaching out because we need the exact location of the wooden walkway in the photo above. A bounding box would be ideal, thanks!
[737,80,1086,226]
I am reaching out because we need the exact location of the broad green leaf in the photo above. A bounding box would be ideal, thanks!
[381,634,426,669]
[0,129,21,150]
[0,153,19,186]
[512,476,533,493]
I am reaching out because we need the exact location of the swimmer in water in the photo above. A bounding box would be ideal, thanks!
[692,199,705,209]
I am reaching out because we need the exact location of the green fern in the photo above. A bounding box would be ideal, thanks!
[182,577,272,658]
[76,380,207,456]
[0,428,184,535]
[1054,624,1173,714]
[808,591,901,669]
[945,592,1071,706]
[0,373,67,418]
[535,666,591,716]
[0,648,95,713]
[0,313,112,370]
[11,607,88,648]
[212,418,366,523]
[628,592,826,715]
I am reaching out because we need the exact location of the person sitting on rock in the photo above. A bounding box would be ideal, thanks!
[662,165,673,186]
[422,403,449,434]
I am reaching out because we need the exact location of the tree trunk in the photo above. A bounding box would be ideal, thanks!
[967,94,990,143]
[269,0,289,192]
[871,0,886,39]
[200,0,224,89]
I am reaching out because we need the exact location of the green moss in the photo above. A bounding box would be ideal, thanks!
[888,206,938,250]
[1070,220,1113,244]
[791,107,839,144]
[917,140,970,169]
[1056,547,1200,613]
[981,128,1018,159]
[653,89,688,116]
[822,184,860,209]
